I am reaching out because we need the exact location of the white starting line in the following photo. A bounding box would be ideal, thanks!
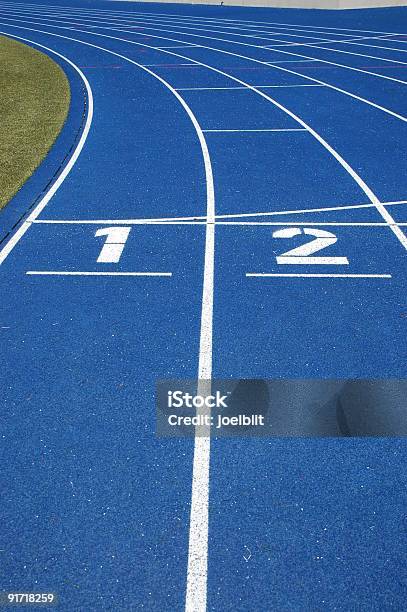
[202,128,307,133]
[26,271,172,277]
[246,273,392,278]
[31,220,407,226]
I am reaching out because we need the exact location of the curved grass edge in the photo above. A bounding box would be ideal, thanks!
[0,35,71,209]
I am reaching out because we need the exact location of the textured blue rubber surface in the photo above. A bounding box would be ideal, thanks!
[0,1,407,610]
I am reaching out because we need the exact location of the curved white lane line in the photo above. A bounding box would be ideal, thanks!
[2,2,405,55]
[2,6,407,86]
[0,34,93,265]
[90,8,407,38]
[123,11,407,40]
[0,2,379,47]
[0,24,214,612]
[2,18,407,253]
[29,198,407,223]
[1,15,407,132]
[4,1,406,38]
[7,2,407,58]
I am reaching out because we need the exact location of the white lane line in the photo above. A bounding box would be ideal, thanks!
[5,25,402,249]
[218,222,407,226]
[0,35,93,266]
[141,63,198,67]
[4,20,406,255]
[210,199,407,219]
[246,273,392,278]
[158,44,201,49]
[103,10,407,37]
[203,128,307,133]
[17,5,406,61]
[3,10,407,94]
[0,2,396,51]
[3,2,405,39]
[0,2,353,46]
[30,220,407,227]
[41,24,404,251]
[2,9,407,89]
[1,21,405,610]
[263,33,405,49]
[0,28,215,612]
[26,271,172,276]
[176,84,324,90]
[264,58,319,62]
[32,199,407,224]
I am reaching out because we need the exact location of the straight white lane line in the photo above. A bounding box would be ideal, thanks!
[264,58,319,62]
[26,271,172,276]
[246,273,392,278]
[203,128,307,133]
[0,35,93,266]
[141,62,197,67]
[30,220,407,227]
[158,44,201,49]
[219,222,407,226]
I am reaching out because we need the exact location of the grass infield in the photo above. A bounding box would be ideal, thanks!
[0,35,70,209]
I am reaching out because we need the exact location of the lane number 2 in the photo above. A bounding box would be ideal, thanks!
[95,226,131,263]
[273,227,349,265]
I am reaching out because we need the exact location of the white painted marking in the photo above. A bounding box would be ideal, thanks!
[0,2,388,58]
[3,12,407,110]
[158,44,201,49]
[2,8,407,90]
[0,35,93,265]
[0,30,216,610]
[31,198,407,225]
[96,243,126,263]
[176,84,324,90]
[1,22,401,253]
[26,271,172,276]
[3,2,405,40]
[0,20,404,612]
[203,128,307,133]
[0,2,352,47]
[141,62,197,67]
[95,226,131,263]
[264,58,319,62]
[277,256,349,264]
[218,222,407,227]
[274,227,349,265]
[31,219,407,227]
[246,273,392,278]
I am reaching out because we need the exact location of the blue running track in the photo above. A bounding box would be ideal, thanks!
[0,0,407,610]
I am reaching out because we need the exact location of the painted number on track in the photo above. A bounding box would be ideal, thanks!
[95,226,131,263]
[273,227,349,265]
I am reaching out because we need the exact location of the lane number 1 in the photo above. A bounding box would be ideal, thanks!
[95,226,131,263]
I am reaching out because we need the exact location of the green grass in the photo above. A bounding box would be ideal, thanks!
[0,35,70,209]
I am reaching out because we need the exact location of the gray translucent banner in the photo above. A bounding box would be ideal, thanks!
[156,379,407,437]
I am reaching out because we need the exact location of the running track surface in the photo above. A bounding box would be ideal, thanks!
[0,1,407,610]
